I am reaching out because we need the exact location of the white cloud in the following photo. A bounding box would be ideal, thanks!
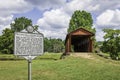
[63,0,100,15]
[37,9,70,39]
[90,0,120,14]
[0,24,11,34]
[42,9,70,29]
[36,0,120,41]
[39,28,67,39]
[37,0,100,39]
[0,0,33,16]
[0,0,66,35]
[0,0,120,41]
[95,9,120,41]
[95,29,105,41]
[0,0,33,34]
[0,15,13,25]
[0,15,13,34]
[25,0,66,10]
[96,9,120,29]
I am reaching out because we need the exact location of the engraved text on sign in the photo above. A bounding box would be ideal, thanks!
[14,32,43,56]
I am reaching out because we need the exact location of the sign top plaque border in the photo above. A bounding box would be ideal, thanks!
[14,26,44,57]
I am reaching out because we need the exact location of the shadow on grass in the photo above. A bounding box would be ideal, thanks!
[0,58,24,61]
[96,53,120,61]
[37,57,58,61]
[0,57,59,61]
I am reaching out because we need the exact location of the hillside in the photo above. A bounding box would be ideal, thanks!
[0,53,120,80]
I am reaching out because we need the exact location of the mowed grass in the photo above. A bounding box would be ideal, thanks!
[0,53,120,80]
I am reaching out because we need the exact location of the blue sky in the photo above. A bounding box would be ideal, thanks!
[13,8,43,24]
[0,0,120,41]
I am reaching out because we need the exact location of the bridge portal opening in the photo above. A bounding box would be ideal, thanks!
[71,35,90,52]
[65,28,94,55]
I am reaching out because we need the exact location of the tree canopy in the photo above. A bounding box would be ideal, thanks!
[0,28,14,54]
[0,17,38,54]
[68,10,95,33]
[101,29,120,60]
[44,38,65,53]
[10,17,32,32]
[68,10,96,51]
[0,17,65,54]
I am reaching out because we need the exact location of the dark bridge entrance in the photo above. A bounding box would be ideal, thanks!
[71,35,90,52]
[65,28,94,55]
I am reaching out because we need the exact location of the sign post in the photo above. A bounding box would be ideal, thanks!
[14,26,44,80]
[28,59,31,80]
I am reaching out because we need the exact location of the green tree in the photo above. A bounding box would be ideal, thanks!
[44,38,65,53]
[0,17,39,54]
[101,29,120,60]
[10,17,32,32]
[44,38,52,52]
[68,10,95,33]
[52,39,65,53]
[68,10,96,52]
[0,28,14,54]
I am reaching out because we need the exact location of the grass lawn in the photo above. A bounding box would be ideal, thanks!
[0,53,120,80]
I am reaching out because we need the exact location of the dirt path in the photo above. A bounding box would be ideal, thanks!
[70,53,95,59]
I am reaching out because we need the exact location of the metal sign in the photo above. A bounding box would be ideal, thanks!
[14,26,44,80]
[14,32,44,56]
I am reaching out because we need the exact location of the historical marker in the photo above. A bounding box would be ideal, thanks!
[14,26,44,80]
[14,32,43,56]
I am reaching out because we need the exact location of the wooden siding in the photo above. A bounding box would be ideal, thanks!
[65,28,94,55]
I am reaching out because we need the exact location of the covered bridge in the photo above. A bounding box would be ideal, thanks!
[64,28,94,55]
